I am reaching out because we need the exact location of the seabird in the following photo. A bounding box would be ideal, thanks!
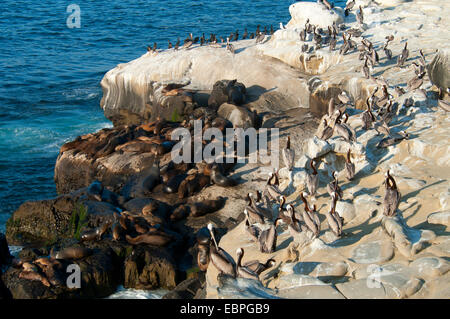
[208,223,236,277]
[327,171,343,199]
[345,0,355,16]
[383,170,401,217]
[282,136,295,171]
[356,6,364,25]
[305,159,319,197]
[376,130,409,148]
[345,149,355,180]
[236,248,260,281]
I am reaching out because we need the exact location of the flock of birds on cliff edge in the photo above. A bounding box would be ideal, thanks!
[200,3,450,283]
[9,1,450,292]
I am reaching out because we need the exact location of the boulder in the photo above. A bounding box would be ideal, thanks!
[123,246,177,290]
[6,194,117,246]
[427,211,450,227]
[286,2,344,29]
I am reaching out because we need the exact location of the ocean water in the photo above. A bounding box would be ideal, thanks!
[0,0,345,297]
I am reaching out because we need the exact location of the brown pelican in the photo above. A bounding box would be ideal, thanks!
[282,136,295,171]
[345,0,355,16]
[236,248,260,281]
[345,149,355,180]
[277,196,292,225]
[395,86,406,96]
[397,42,409,67]
[328,98,336,118]
[330,34,337,51]
[242,28,248,40]
[362,57,370,79]
[356,6,364,25]
[208,223,236,277]
[249,193,273,220]
[242,258,276,275]
[340,113,357,142]
[327,171,343,199]
[380,100,395,124]
[407,72,425,91]
[286,204,303,235]
[258,221,277,253]
[244,215,260,242]
[318,118,334,141]
[361,97,376,130]
[335,110,356,143]
[264,172,283,201]
[374,119,391,136]
[226,37,235,54]
[255,32,265,44]
[377,130,409,148]
[383,170,401,217]
[383,42,392,60]
[326,192,343,237]
[300,192,320,237]
[306,159,319,197]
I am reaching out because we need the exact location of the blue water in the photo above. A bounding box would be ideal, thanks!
[0,0,346,232]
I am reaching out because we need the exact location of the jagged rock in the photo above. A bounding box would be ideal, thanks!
[305,136,332,159]
[287,2,344,29]
[3,247,120,299]
[427,49,450,91]
[162,275,204,299]
[6,194,117,246]
[123,246,177,290]
[427,211,450,227]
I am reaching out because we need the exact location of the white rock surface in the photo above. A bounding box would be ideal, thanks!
[287,2,344,29]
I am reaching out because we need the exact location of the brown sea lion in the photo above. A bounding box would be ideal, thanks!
[125,232,173,247]
[170,205,190,222]
[188,197,226,217]
[19,271,51,287]
[54,247,93,260]
[210,164,237,187]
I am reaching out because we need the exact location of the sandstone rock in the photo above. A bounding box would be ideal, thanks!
[427,211,450,227]
[287,2,344,29]
[351,237,394,264]
[217,103,254,129]
[293,261,349,283]
[277,284,345,299]
[305,136,332,159]
[410,257,450,279]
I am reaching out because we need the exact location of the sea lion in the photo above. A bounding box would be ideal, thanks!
[54,247,93,260]
[163,173,187,193]
[188,197,226,217]
[125,232,173,247]
[80,221,111,242]
[19,270,51,287]
[170,205,190,221]
[210,164,237,187]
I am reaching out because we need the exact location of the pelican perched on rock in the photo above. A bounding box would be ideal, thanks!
[300,192,320,237]
[318,118,334,141]
[305,159,319,197]
[335,110,356,143]
[376,130,409,148]
[264,172,283,201]
[242,258,276,275]
[345,149,355,180]
[383,170,401,217]
[258,221,277,253]
[282,136,295,171]
[325,192,343,237]
[236,248,260,281]
[208,223,236,277]
[361,97,376,130]
[327,171,343,199]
